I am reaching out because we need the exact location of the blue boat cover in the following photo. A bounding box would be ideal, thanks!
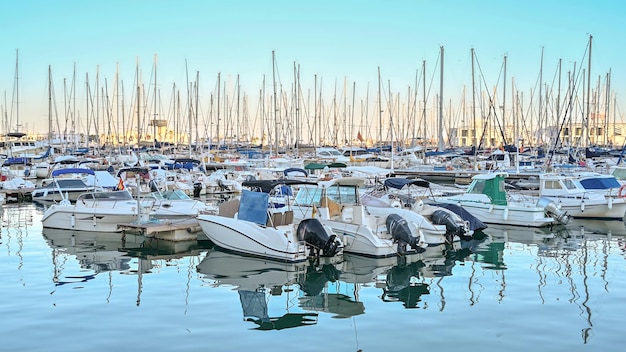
[51,168,96,177]
[580,177,620,190]
[238,190,269,225]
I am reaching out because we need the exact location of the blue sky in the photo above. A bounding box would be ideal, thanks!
[0,0,623,136]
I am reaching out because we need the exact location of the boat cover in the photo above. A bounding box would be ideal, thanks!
[430,202,488,231]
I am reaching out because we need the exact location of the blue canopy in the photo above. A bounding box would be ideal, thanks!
[51,168,96,177]
[238,190,269,225]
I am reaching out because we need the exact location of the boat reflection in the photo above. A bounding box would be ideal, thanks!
[42,228,208,304]
[477,223,581,256]
[566,218,626,237]
[196,249,319,330]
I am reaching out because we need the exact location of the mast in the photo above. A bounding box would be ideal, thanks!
[502,55,507,146]
[136,58,141,148]
[15,49,19,133]
[538,47,544,146]
[272,50,278,155]
[471,49,476,148]
[377,66,382,147]
[422,60,426,149]
[438,46,444,151]
[48,65,53,145]
[153,54,158,149]
[585,34,592,148]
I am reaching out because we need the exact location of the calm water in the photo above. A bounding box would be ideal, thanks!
[2,203,626,351]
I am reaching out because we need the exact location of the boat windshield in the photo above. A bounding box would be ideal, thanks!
[78,190,133,201]
[148,189,190,201]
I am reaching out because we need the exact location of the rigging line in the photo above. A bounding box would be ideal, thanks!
[473,52,508,145]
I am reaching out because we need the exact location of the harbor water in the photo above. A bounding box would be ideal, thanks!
[2,202,626,351]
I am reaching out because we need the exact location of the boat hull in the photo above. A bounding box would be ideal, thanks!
[434,197,555,227]
[196,214,310,262]
[42,205,138,232]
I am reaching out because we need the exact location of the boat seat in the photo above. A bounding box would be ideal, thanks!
[266,210,293,227]
[219,199,240,218]
[320,196,343,218]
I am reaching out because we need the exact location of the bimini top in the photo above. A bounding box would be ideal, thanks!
[51,168,96,177]
[242,179,318,193]
[383,177,430,190]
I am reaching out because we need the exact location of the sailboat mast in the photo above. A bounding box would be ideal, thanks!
[15,49,19,133]
[272,51,278,155]
[438,46,444,151]
[48,65,53,144]
[585,35,592,148]
[377,66,382,147]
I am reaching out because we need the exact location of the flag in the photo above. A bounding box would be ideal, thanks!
[117,178,125,191]
[357,131,364,142]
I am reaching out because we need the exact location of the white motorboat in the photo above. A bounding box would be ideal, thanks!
[536,172,626,219]
[292,177,446,258]
[362,177,484,240]
[196,179,343,263]
[41,190,140,232]
[432,172,569,227]
[142,189,209,219]
[32,168,101,203]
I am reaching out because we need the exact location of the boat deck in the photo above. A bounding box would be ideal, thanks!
[118,218,201,241]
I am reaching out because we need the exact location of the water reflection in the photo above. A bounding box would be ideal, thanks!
[42,228,208,304]
[196,249,318,330]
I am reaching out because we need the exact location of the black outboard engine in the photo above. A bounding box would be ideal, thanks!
[431,209,467,240]
[193,182,202,198]
[296,218,341,257]
[149,180,159,192]
[386,214,423,253]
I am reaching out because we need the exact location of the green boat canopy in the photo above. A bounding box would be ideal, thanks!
[304,162,347,170]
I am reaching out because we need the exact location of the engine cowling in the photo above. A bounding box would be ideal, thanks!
[296,218,341,257]
[386,214,422,252]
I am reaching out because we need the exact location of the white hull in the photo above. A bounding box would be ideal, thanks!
[197,214,310,262]
[434,196,555,227]
[42,205,138,232]
[552,198,626,219]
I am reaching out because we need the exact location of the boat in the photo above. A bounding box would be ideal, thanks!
[361,177,482,240]
[431,172,569,227]
[292,177,449,257]
[196,249,319,330]
[32,168,101,203]
[41,189,141,232]
[533,172,626,219]
[142,189,209,219]
[196,179,343,262]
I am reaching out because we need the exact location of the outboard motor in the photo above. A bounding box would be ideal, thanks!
[149,179,159,192]
[296,218,341,257]
[431,209,468,240]
[386,214,423,253]
[537,197,569,225]
[193,182,202,198]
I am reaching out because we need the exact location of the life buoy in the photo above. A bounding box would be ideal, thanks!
[618,185,626,198]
